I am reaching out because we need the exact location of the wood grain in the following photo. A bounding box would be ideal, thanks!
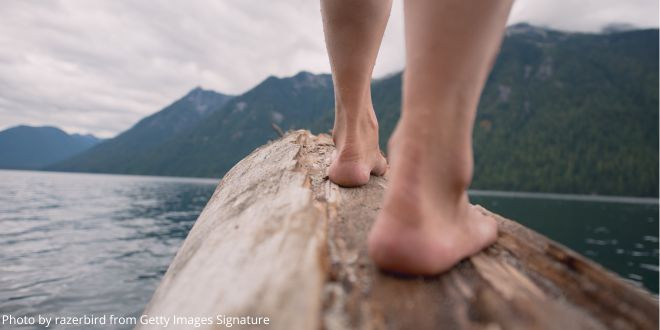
[139,130,658,330]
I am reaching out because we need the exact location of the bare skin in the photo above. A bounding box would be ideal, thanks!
[321,0,513,275]
[321,0,390,187]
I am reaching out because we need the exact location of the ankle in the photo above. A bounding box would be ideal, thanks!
[388,125,474,203]
[333,104,379,147]
[445,159,473,195]
[424,160,473,207]
[334,100,378,127]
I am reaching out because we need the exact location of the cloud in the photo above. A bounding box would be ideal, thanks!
[508,0,659,31]
[0,0,656,137]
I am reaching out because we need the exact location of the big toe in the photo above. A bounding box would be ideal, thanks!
[470,207,499,245]
[371,154,388,176]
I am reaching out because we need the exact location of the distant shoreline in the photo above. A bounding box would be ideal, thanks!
[1,168,657,204]
[0,168,219,185]
[469,189,658,205]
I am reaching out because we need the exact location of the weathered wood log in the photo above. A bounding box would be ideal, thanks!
[139,130,658,330]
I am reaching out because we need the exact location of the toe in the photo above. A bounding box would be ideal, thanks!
[371,153,388,176]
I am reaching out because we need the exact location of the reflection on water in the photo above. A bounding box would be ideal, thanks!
[471,191,659,294]
[0,170,657,330]
[0,170,217,329]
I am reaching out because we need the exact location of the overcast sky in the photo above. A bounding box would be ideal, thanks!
[0,0,657,137]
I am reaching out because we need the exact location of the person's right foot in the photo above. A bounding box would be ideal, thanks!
[328,105,387,187]
[367,123,498,275]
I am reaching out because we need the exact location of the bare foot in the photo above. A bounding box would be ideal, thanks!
[367,125,498,275]
[328,105,387,187]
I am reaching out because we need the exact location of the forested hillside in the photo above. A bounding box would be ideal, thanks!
[363,25,659,196]
[51,25,659,197]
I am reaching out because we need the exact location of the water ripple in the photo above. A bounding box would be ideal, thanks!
[0,170,216,329]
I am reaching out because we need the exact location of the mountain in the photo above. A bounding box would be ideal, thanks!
[472,27,658,196]
[49,87,234,174]
[313,27,658,197]
[0,125,101,169]
[51,25,658,197]
[129,71,334,177]
[51,72,333,177]
[364,26,658,197]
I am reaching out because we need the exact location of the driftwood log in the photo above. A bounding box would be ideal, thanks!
[139,130,658,330]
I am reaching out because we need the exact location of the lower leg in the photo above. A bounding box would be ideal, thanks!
[321,0,391,187]
[368,0,513,274]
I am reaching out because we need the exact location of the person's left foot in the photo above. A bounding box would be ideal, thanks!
[328,105,387,187]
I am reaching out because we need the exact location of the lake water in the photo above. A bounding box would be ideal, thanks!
[0,170,657,329]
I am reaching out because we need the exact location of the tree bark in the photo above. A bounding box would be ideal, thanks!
[139,130,658,330]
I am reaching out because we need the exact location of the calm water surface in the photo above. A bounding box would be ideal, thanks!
[0,170,657,329]
[0,170,217,329]
[471,191,659,293]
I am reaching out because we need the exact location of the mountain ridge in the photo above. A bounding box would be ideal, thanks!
[0,125,102,169]
[46,26,659,197]
[49,88,234,174]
